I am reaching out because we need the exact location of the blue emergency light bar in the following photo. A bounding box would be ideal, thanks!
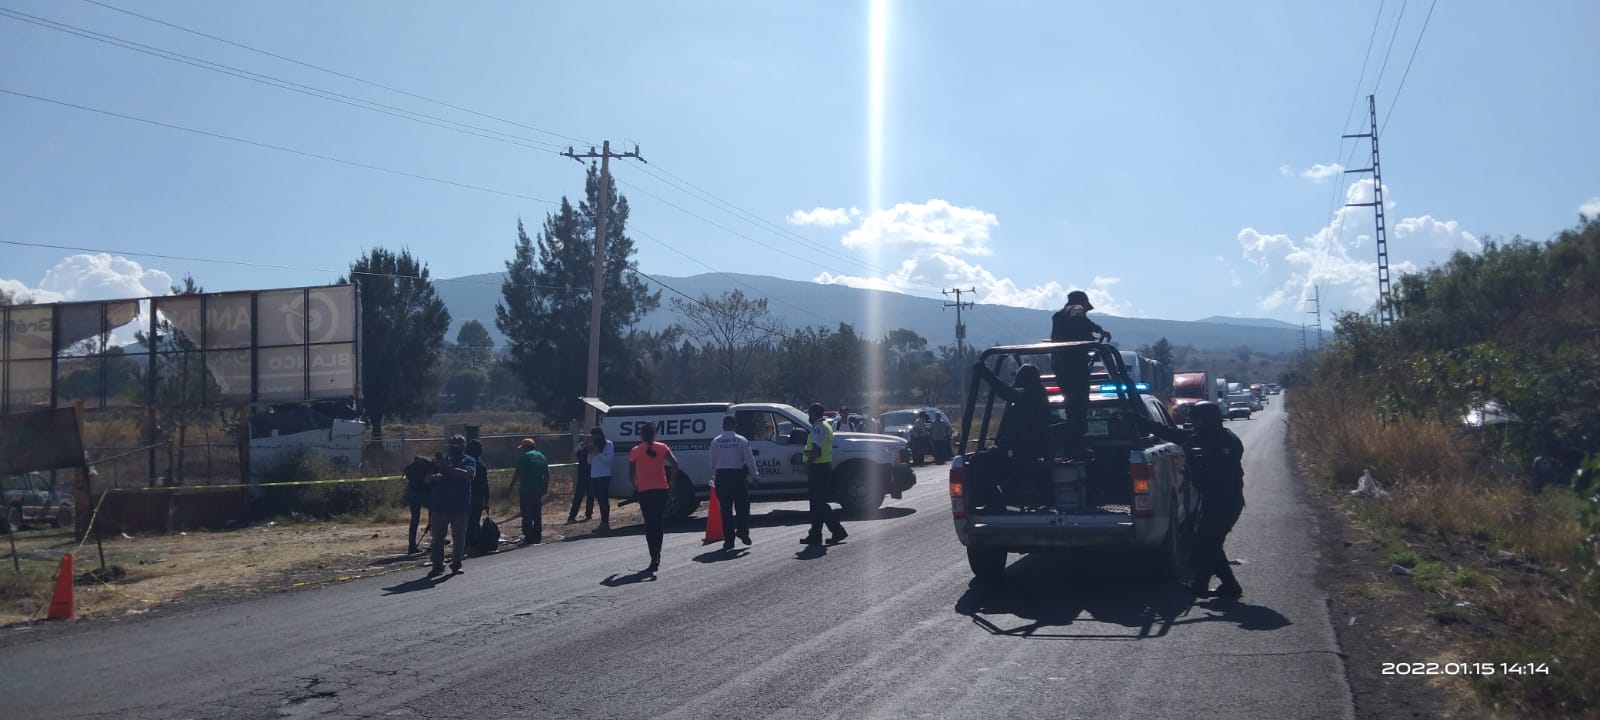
[1097,382,1151,394]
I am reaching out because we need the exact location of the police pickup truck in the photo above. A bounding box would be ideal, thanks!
[581,398,917,521]
[947,341,1197,581]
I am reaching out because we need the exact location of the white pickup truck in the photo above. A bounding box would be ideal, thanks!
[948,341,1198,582]
[582,398,917,520]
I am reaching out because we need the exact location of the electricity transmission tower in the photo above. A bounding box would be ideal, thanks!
[1343,94,1394,325]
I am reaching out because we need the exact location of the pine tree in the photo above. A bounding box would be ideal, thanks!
[347,248,450,437]
[497,166,660,421]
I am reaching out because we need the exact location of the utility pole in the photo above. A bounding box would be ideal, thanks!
[942,287,975,360]
[562,141,644,430]
[1343,94,1394,325]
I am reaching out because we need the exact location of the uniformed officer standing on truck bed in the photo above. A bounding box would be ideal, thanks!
[801,403,848,546]
[708,415,758,550]
[1136,400,1245,598]
[1051,289,1112,461]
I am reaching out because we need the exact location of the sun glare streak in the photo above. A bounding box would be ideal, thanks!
[865,0,888,429]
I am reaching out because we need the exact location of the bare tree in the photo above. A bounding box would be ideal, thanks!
[670,290,780,402]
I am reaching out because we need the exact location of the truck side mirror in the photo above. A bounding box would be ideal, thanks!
[786,428,809,446]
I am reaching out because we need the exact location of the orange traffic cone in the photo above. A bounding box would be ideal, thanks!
[47,554,75,621]
[703,487,725,544]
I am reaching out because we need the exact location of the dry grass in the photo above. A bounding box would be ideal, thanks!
[1290,382,1598,717]
[0,467,632,627]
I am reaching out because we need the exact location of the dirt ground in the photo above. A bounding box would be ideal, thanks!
[0,479,644,627]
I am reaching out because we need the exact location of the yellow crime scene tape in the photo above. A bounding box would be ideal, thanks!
[126,462,577,491]
[25,461,581,619]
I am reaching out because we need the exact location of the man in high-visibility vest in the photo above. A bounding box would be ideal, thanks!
[801,403,848,545]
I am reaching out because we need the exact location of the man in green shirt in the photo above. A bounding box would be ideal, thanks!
[512,438,551,545]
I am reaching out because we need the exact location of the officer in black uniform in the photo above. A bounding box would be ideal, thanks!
[1137,400,1245,598]
[1051,290,1111,460]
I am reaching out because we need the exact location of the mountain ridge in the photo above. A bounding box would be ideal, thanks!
[433,272,1305,354]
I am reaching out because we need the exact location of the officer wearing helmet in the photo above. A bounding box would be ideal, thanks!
[1137,400,1245,598]
[1051,290,1112,461]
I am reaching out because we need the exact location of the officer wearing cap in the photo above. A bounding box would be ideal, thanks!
[1051,289,1113,460]
[1137,400,1245,598]
[801,403,848,545]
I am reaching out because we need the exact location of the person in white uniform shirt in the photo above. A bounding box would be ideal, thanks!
[588,426,616,532]
[708,415,759,549]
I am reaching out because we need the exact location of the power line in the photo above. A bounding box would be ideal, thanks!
[628,265,789,338]
[1323,0,1389,229]
[630,162,947,296]
[80,0,592,147]
[0,239,581,292]
[634,162,946,294]
[628,226,831,328]
[1369,0,1411,100]
[0,7,566,154]
[0,87,557,204]
[1380,0,1439,134]
[614,177,839,278]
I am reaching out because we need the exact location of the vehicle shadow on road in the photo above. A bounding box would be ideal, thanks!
[953,552,1195,640]
[381,573,454,596]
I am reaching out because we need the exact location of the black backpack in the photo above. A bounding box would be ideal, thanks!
[474,516,500,555]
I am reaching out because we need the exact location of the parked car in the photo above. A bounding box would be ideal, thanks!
[1227,402,1254,420]
[2,471,75,533]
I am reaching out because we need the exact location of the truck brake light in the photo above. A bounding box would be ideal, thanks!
[1131,460,1153,517]
[949,465,966,518]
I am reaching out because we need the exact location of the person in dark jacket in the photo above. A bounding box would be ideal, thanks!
[427,434,476,576]
[401,455,434,555]
[464,439,491,547]
[567,440,594,523]
[1137,400,1245,598]
[1051,289,1112,460]
[973,363,1053,508]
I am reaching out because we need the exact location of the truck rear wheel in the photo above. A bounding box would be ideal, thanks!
[662,474,698,522]
[966,546,1007,582]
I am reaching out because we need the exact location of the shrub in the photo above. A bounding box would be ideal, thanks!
[251,449,399,520]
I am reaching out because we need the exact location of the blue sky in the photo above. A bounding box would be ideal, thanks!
[3,0,1597,326]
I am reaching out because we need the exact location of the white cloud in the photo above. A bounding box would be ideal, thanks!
[1393,215,1481,253]
[1300,163,1344,183]
[812,200,1138,315]
[1235,179,1485,316]
[1278,164,1292,178]
[2,253,173,304]
[786,207,855,227]
[1580,197,1600,216]
[839,199,998,255]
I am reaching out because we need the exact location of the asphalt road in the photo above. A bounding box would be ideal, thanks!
[1,396,1353,720]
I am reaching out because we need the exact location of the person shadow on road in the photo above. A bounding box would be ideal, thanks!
[381,573,454,596]
[1180,597,1291,632]
[601,569,658,586]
